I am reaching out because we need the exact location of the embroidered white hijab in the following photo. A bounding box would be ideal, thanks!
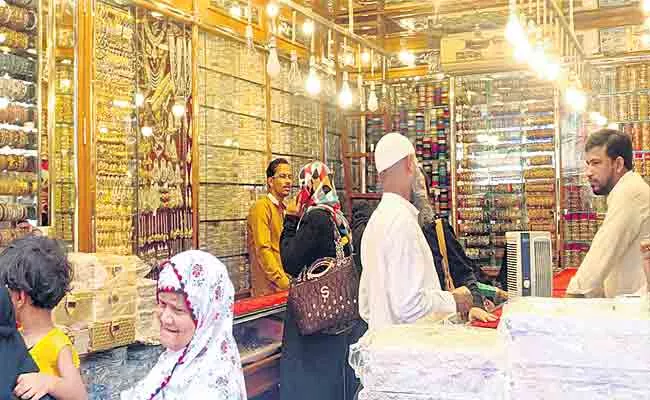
[122,250,246,400]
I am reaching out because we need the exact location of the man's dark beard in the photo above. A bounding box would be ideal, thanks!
[592,174,615,196]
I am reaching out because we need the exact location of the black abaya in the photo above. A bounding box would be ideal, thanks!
[280,209,366,400]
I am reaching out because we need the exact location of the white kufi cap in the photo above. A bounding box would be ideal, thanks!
[374,132,416,174]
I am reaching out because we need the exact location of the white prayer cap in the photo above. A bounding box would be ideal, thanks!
[374,132,416,174]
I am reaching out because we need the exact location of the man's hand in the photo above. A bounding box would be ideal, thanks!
[495,288,509,302]
[452,286,473,315]
[15,373,57,400]
[469,307,498,323]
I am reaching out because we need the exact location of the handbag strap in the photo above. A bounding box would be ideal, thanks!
[329,216,346,262]
[435,219,455,292]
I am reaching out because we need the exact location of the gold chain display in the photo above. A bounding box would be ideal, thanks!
[94,2,137,255]
[135,12,193,263]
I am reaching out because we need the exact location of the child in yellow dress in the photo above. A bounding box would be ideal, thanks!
[1,236,87,400]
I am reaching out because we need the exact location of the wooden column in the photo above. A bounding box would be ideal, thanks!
[191,0,201,249]
[76,0,93,252]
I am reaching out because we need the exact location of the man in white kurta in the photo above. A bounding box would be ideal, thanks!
[567,129,650,298]
[359,133,472,331]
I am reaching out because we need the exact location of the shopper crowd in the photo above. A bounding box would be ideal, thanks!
[0,128,648,400]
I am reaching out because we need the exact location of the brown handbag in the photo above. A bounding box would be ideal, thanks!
[288,216,360,336]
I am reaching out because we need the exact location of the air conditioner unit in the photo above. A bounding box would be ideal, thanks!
[506,231,553,298]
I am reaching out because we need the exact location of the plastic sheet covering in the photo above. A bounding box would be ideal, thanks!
[83,345,163,400]
[499,296,650,400]
[349,324,505,398]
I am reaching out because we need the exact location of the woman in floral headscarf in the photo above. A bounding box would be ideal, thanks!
[121,250,246,400]
[279,161,366,400]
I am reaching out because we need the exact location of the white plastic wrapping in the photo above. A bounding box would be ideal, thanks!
[349,324,505,398]
[500,296,650,400]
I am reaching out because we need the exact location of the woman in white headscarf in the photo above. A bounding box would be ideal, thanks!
[121,250,246,400]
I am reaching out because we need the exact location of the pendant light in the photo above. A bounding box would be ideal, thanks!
[244,0,256,58]
[339,71,353,108]
[305,21,320,96]
[288,50,303,94]
[267,34,281,79]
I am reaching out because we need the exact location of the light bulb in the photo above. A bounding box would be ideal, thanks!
[305,65,321,96]
[141,126,153,137]
[150,11,163,18]
[529,47,547,76]
[99,126,108,134]
[267,38,281,78]
[172,101,186,118]
[266,1,279,18]
[303,20,314,35]
[543,62,560,81]
[399,50,415,66]
[643,33,650,48]
[230,4,242,18]
[61,79,71,89]
[565,87,586,112]
[343,52,355,66]
[589,111,607,127]
[513,40,531,63]
[505,14,525,47]
[0,34,6,44]
[339,73,353,108]
[361,50,371,65]
[135,93,145,107]
[367,82,378,112]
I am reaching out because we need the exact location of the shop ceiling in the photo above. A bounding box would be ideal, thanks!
[331,0,643,46]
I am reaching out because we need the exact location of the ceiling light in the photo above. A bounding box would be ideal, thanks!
[303,20,314,35]
[399,49,416,66]
[361,50,371,65]
[339,71,353,108]
[266,1,279,18]
[305,56,321,96]
[266,37,281,78]
[367,82,378,112]
[565,87,586,112]
[343,51,355,66]
[230,4,242,18]
[505,14,526,47]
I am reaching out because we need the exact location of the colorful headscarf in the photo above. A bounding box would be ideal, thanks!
[121,250,246,400]
[297,161,352,248]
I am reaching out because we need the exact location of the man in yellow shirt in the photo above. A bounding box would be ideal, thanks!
[248,158,293,297]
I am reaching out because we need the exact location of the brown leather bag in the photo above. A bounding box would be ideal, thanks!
[288,216,360,336]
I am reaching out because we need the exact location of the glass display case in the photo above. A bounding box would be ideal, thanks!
[48,0,77,248]
[270,57,321,186]
[91,1,193,261]
[197,31,267,293]
[0,0,41,248]
[453,72,559,271]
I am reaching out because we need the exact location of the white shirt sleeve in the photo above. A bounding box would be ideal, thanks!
[567,193,643,298]
[386,221,456,323]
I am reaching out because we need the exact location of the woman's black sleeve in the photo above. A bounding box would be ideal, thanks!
[280,210,332,277]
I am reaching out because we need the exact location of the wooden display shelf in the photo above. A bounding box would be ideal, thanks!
[244,353,281,399]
